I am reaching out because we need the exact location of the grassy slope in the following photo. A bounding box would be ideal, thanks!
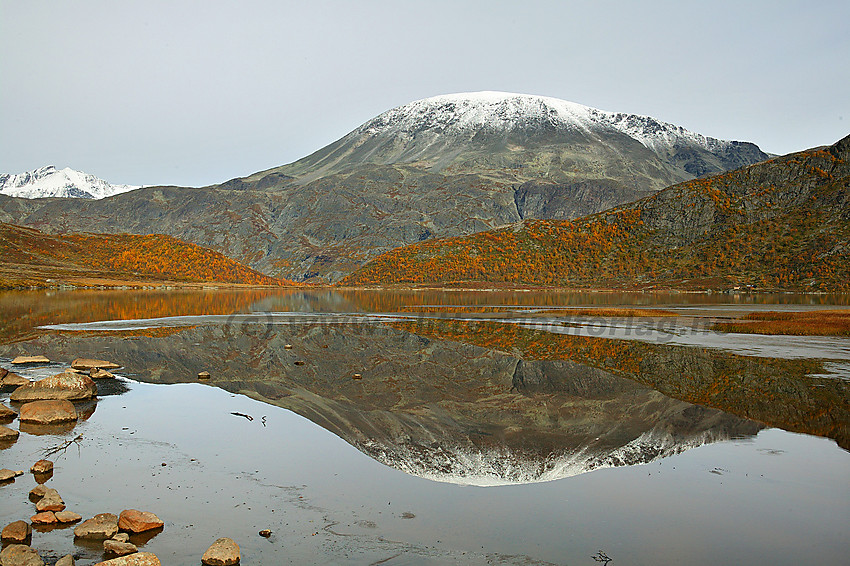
[342,137,850,291]
[0,223,291,288]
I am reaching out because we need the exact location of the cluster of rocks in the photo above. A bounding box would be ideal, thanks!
[0,356,126,445]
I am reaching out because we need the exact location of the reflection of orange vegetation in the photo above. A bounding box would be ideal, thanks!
[57,326,198,339]
[714,310,850,336]
[393,318,849,448]
[0,289,293,343]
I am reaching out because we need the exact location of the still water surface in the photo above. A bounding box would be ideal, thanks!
[1,289,848,565]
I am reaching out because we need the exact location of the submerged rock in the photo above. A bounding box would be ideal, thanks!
[1,520,32,544]
[118,510,164,533]
[202,537,241,566]
[19,400,78,424]
[74,513,119,540]
[11,372,96,402]
[72,358,120,371]
[0,544,45,566]
[11,355,50,365]
[92,552,160,566]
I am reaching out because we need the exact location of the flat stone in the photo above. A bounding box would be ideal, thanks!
[29,485,48,501]
[112,533,130,543]
[11,356,50,365]
[72,358,120,371]
[0,468,24,482]
[118,510,164,533]
[0,424,19,441]
[103,540,138,557]
[30,511,58,525]
[74,513,119,540]
[2,373,30,387]
[0,544,45,566]
[30,459,53,474]
[11,372,96,402]
[19,400,78,424]
[202,537,240,566]
[54,511,82,523]
[90,369,115,379]
[1,520,32,544]
[92,552,160,566]
[0,404,17,421]
[55,555,75,566]
[35,488,65,512]
[0,368,6,378]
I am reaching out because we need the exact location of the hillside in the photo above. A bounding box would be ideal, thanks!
[0,223,288,288]
[342,135,850,291]
[0,93,768,283]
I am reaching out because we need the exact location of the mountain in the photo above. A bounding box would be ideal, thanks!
[0,93,769,282]
[0,222,288,288]
[0,165,140,199]
[342,135,850,291]
[249,92,768,187]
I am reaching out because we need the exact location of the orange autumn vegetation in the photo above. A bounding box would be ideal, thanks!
[62,233,288,285]
[343,142,850,292]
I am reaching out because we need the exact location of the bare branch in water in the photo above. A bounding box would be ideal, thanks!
[42,434,83,458]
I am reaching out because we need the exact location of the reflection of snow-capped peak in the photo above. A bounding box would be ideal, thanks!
[0,165,141,199]
[360,425,737,487]
[356,91,737,154]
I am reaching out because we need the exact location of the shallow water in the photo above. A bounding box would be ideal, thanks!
[1,289,849,565]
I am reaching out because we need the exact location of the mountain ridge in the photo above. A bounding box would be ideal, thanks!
[0,165,140,199]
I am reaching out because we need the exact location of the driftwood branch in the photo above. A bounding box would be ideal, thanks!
[231,412,254,421]
[42,434,83,458]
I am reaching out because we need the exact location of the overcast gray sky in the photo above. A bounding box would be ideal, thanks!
[1,0,848,187]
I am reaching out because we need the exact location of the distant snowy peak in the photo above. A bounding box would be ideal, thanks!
[0,165,140,199]
[358,91,737,154]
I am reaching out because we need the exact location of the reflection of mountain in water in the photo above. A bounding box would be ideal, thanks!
[2,320,763,485]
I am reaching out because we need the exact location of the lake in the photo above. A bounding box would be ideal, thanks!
[1,289,848,565]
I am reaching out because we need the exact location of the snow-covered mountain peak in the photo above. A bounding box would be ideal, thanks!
[358,91,735,154]
[0,165,141,199]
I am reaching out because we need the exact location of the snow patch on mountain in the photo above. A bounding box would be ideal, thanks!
[358,91,738,155]
[0,165,141,199]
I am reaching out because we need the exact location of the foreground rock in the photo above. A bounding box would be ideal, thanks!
[118,510,164,533]
[72,358,120,371]
[30,460,53,474]
[0,404,17,421]
[35,488,65,512]
[1,373,30,387]
[0,469,23,482]
[30,511,58,525]
[11,355,50,365]
[0,544,44,566]
[202,538,240,566]
[0,424,19,441]
[74,513,119,540]
[92,553,160,566]
[90,369,115,379]
[1,520,32,544]
[54,511,82,523]
[55,556,75,566]
[104,539,138,557]
[11,372,96,401]
[19,400,78,424]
